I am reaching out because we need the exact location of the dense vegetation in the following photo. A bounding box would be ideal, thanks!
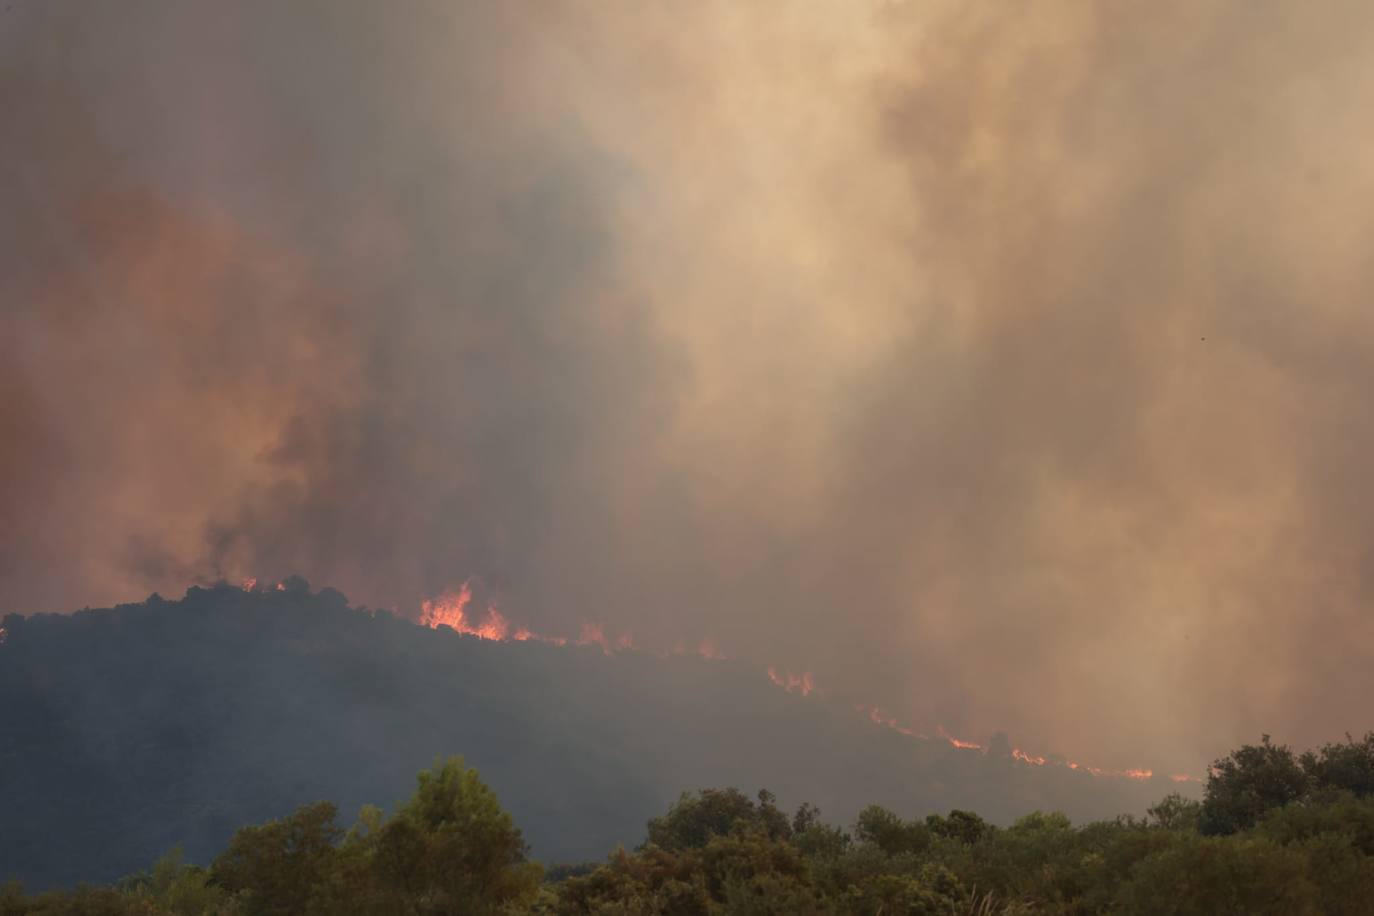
[4,733,1373,914]
[0,586,1177,888]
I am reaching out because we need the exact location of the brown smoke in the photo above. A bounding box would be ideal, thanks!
[4,1,1374,772]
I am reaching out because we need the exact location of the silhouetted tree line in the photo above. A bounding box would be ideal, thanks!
[3,733,1373,915]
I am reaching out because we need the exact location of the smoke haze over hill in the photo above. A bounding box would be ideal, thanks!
[4,1,1374,776]
[0,586,1186,890]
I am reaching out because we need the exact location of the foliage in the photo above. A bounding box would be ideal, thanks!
[7,736,1374,914]
[1145,793,1200,831]
[1199,735,1308,835]
[210,801,342,916]
[33,756,547,916]
[645,789,792,852]
[1200,731,1374,835]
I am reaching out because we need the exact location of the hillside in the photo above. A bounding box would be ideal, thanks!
[0,584,1183,889]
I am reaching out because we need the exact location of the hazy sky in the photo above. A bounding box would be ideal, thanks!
[4,1,1374,773]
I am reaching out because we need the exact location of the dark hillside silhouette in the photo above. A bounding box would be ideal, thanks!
[1,584,1183,889]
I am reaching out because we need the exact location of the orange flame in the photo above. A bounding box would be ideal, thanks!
[857,705,922,738]
[767,667,816,696]
[938,726,982,751]
[241,577,258,592]
[419,581,474,630]
[1062,760,1155,780]
[577,621,611,654]
[410,582,1172,782]
[418,582,516,641]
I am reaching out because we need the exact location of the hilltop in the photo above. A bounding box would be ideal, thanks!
[0,584,1183,889]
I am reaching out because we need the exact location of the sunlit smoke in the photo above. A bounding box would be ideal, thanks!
[6,1,1372,779]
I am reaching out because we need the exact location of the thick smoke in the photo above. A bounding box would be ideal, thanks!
[3,1,1374,772]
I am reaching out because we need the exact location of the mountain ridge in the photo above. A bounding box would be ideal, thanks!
[0,584,1189,889]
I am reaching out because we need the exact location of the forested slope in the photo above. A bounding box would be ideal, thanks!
[0,584,1178,889]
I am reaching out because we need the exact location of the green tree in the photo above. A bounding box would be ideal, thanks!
[1199,735,1307,835]
[1301,732,1374,798]
[376,756,541,914]
[853,806,929,856]
[1117,834,1319,915]
[925,809,989,845]
[210,800,343,916]
[645,789,790,852]
[130,849,226,915]
[1147,793,1201,831]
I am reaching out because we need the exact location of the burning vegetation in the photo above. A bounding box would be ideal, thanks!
[401,577,1199,785]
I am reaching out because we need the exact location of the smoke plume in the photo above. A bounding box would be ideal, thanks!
[4,0,1374,772]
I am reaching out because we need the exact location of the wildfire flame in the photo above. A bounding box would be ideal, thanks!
[0,626,7,646]
[857,705,922,738]
[937,725,983,751]
[241,577,258,591]
[697,638,725,660]
[410,580,1188,783]
[419,582,516,641]
[767,667,816,696]
[577,621,612,655]
[1062,760,1155,780]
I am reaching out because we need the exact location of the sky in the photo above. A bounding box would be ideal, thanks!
[4,0,1374,774]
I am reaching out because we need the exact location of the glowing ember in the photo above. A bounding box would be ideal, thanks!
[1012,748,1047,766]
[857,705,921,737]
[938,726,982,751]
[577,621,611,654]
[241,577,258,591]
[767,667,816,696]
[0,626,7,646]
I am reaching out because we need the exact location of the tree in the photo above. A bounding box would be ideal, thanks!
[645,788,790,852]
[1117,834,1320,915]
[1301,733,1374,799]
[853,806,929,855]
[1147,793,1201,831]
[376,756,541,914]
[210,800,343,916]
[1199,735,1308,835]
[925,809,989,845]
